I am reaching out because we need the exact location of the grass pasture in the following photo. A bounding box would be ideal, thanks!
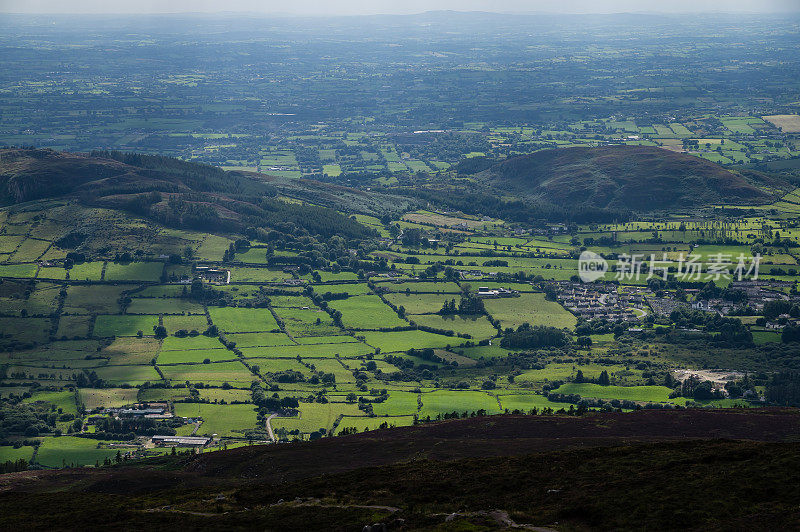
[335,415,415,434]
[419,390,501,418]
[327,295,407,330]
[157,348,234,365]
[56,315,92,339]
[63,285,128,314]
[497,394,570,412]
[23,390,78,415]
[127,298,205,315]
[208,307,279,333]
[241,341,372,359]
[371,391,420,416]
[383,293,449,314]
[35,436,121,468]
[223,332,296,348]
[484,293,576,330]
[92,364,162,385]
[161,315,209,335]
[65,262,105,281]
[79,388,139,410]
[271,402,365,436]
[0,445,35,463]
[408,314,497,340]
[273,307,341,337]
[104,262,163,282]
[0,317,50,343]
[161,335,222,351]
[158,361,254,387]
[93,315,159,337]
[173,403,258,437]
[363,330,459,353]
[101,337,159,366]
[552,383,674,403]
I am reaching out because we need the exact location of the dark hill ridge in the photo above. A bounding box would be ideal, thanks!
[0,148,408,239]
[1,409,800,530]
[0,148,154,204]
[477,145,780,211]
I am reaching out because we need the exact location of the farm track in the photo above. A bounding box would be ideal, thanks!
[265,413,278,442]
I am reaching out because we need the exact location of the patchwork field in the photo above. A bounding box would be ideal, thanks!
[327,296,408,329]
[484,293,577,330]
[173,403,258,437]
[763,114,800,133]
[419,390,502,418]
[208,307,279,333]
[0,168,796,470]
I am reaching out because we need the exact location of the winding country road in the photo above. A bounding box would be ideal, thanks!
[266,413,278,442]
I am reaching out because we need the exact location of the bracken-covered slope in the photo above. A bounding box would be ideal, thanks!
[477,146,781,211]
[2,409,800,530]
[0,148,410,239]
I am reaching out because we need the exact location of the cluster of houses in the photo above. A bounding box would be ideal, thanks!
[648,295,689,316]
[729,280,795,311]
[683,280,798,319]
[552,281,639,321]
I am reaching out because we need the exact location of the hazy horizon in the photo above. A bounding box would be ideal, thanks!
[2,0,799,15]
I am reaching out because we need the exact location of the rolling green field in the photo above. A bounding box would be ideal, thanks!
[93,364,162,385]
[2,14,800,485]
[335,415,415,434]
[271,402,366,436]
[0,445,35,463]
[371,391,420,416]
[274,308,341,337]
[362,330,460,352]
[36,437,121,468]
[157,348,234,364]
[104,262,164,282]
[419,390,502,418]
[208,307,279,333]
[127,298,205,315]
[159,361,255,387]
[384,293,450,314]
[552,383,675,403]
[484,293,577,330]
[497,394,570,412]
[94,315,159,337]
[23,390,78,415]
[408,314,497,340]
[327,296,408,329]
[0,165,794,469]
[79,388,139,411]
[173,403,258,437]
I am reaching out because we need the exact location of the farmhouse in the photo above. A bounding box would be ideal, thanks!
[116,407,167,417]
[152,435,210,447]
[477,287,519,298]
[195,266,231,284]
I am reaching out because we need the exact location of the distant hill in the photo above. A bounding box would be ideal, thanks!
[0,148,409,239]
[474,146,782,212]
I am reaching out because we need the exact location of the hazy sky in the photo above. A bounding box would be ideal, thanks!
[2,0,799,15]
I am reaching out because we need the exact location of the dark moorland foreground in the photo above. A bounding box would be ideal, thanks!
[1,408,800,530]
